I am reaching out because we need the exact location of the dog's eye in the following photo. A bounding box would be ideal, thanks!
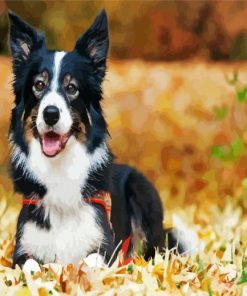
[66,83,78,95]
[34,80,45,92]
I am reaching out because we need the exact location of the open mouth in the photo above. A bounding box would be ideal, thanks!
[40,131,71,157]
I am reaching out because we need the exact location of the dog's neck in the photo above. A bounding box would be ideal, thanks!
[10,134,112,208]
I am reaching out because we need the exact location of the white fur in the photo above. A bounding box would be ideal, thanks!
[18,136,110,265]
[9,134,41,185]
[20,204,103,265]
[11,144,33,180]
[51,52,66,91]
[22,258,41,274]
[27,136,109,212]
[173,214,201,255]
[36,51,73,136]
[84,253,106,268]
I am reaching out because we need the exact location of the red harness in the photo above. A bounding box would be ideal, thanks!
[22,191,132,265]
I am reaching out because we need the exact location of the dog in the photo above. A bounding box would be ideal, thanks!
[8,9,187,268]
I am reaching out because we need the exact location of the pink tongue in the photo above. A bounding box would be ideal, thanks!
[42,133,61,157]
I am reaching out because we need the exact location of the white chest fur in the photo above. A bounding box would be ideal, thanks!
[28,136,93,210]
[18,136,109,265]
[20,205,103,265]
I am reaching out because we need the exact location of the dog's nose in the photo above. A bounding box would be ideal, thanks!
[43,106,60,126]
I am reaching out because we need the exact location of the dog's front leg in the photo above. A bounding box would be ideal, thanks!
[12,207,37,269]
[12,238,29,269]
[83,204,116,268]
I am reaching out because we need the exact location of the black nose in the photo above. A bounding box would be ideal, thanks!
[43,105,60,126]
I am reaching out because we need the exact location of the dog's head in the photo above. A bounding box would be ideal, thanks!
[8,10,109,157]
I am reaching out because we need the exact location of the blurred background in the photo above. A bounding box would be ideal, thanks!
[1,0,247,213]
[2,1,247,60]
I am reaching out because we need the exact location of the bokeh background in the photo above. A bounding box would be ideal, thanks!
[1,0,247,212]
[1,1,247,293]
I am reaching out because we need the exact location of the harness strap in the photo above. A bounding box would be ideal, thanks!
[119,235,134,266]
[22,199,40,205]
[85,191,112,229]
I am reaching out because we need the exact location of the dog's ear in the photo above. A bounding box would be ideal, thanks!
[8,10,45,69]
[75,9,109,79]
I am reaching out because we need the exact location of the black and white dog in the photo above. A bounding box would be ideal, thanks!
[8,10,183,268]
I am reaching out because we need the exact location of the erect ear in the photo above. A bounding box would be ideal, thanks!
[8,10,45,68]
[75,9,109,78]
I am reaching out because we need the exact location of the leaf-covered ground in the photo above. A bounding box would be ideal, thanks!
[0,57,247,295]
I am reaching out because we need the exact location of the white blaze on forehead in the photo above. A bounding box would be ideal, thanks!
[51,51,66,91]
[36,51,73,136]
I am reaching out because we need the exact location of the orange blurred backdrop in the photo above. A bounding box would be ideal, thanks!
[1,1,247,210]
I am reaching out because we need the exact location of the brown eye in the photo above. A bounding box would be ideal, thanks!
[34,80,45,91]
[66,83,78,95]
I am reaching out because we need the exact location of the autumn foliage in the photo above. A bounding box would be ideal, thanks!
[0,55,247,294]
[1,1,247,60]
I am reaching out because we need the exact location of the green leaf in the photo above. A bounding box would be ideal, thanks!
[211,137,246,162]
[196,256,206,275]
[237,258,247,284]
[231,137,246,159]
[211,145,232,161]
[137,240,144,256]
[242,178,247,188]
[236,86,247,102]
[219,246,226,252]
[213,105,228,121]
[208,283,213,296]
[127,263,134,274]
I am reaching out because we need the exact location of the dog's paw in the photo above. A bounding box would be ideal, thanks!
[23,258,41,274]
[83,253,106,268]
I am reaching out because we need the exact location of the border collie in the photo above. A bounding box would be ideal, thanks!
[8,10,183,268]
